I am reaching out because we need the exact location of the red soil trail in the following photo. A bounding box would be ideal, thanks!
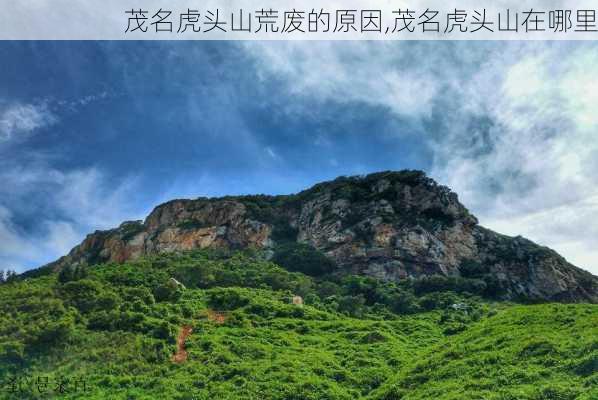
[172,325,193,363]
[172,310,227,363]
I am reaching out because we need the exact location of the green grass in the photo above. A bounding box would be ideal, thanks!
[371,304,598,400]
[0,250,596,399]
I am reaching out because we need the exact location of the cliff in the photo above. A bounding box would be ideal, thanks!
[46,170,598,302]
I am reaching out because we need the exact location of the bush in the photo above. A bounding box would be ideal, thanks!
[207,288,250,310]
[412,275,487,296]
[58,264,88,283]
[338,294,366,317]
[316,281,342,298]
[442,322,467,335]
[59,279,116,313]
[390,291,420,314]
[572,354,598,376]
[122,287,156,305]
[35,315,76,345]
[88,311,116,330]
[272,243,336,276]
[418,292,461,311]
[0,341,25,363]
[152,321,175,340]
[153,280,183,302]
[115,311,147,332]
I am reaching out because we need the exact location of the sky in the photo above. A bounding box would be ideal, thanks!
[0,41,597,275]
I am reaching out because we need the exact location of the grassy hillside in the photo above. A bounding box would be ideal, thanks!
[372,304,598,400]
[0,250,596,399]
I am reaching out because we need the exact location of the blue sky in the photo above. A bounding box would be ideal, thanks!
[1,41,597,274]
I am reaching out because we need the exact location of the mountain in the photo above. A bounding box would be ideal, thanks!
[45,170,597,303]
[2,172,597,399]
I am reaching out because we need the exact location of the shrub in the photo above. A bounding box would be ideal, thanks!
[35,314,76,345]
[58,264,88,283]
[0,341,25,363]
[390,291,420,314]
[572,354,598,376]
[207,288,250,310]
[272,243,336,276]
[520,339,557,358]
[316,281,342,298]
[59,279,116,313]
[442,322,467,335]
[88,311,116,330]
[412,275,487,297]
[122,286,155,305]
[152,321,175,340]
[418,292,461,311]
[115,311,147,332]
[153,280,183,302]
[338,294,366,317]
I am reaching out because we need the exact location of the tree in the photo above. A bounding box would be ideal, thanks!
[338,294,366,317]
[36,315,76,345]
[59,279,116,313]
[58,264,88,283]
[0,268,18,285]
[4,269,17,283]
[153,280,183,302]
[207,288,249,310]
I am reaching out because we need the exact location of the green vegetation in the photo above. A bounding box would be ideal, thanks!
[272,243,336,277]
[119,222,145,242]
[372,304,598,400]
[176,220,211,231]
[0,250,596,399]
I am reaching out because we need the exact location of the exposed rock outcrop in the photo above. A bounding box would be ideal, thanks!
[46,170,598,303]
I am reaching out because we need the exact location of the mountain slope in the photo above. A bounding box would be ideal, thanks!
[45,171,597,303]
[371,304,598,400]
[1,251,596,399]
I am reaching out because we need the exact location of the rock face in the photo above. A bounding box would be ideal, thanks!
[47,171,598,303]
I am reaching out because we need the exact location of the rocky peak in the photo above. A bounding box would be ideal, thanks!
[46,170,597,303]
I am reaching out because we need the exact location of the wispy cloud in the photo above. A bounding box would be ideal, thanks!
[0,157,141,272]
[0,102,56,142]
[56,90,113,113]
[0,89,115,144]
[245,42,439,118]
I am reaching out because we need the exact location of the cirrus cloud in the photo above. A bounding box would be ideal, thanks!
[0,102,56,142]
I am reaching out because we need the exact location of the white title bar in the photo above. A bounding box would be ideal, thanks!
[1,0,598,40]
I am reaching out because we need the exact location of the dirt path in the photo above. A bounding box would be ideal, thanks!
[172,325,193,363]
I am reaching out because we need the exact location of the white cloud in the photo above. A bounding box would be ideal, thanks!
[43,221,81,256]
[430,44,598,274]
[0,102,56,142]
[244,41,598,275]
[265,147,279,160]
[245,42,439,117]
[54,168,140,229]
[0,160,141,272]
[0,206,41,263]
[0,207,80,273]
